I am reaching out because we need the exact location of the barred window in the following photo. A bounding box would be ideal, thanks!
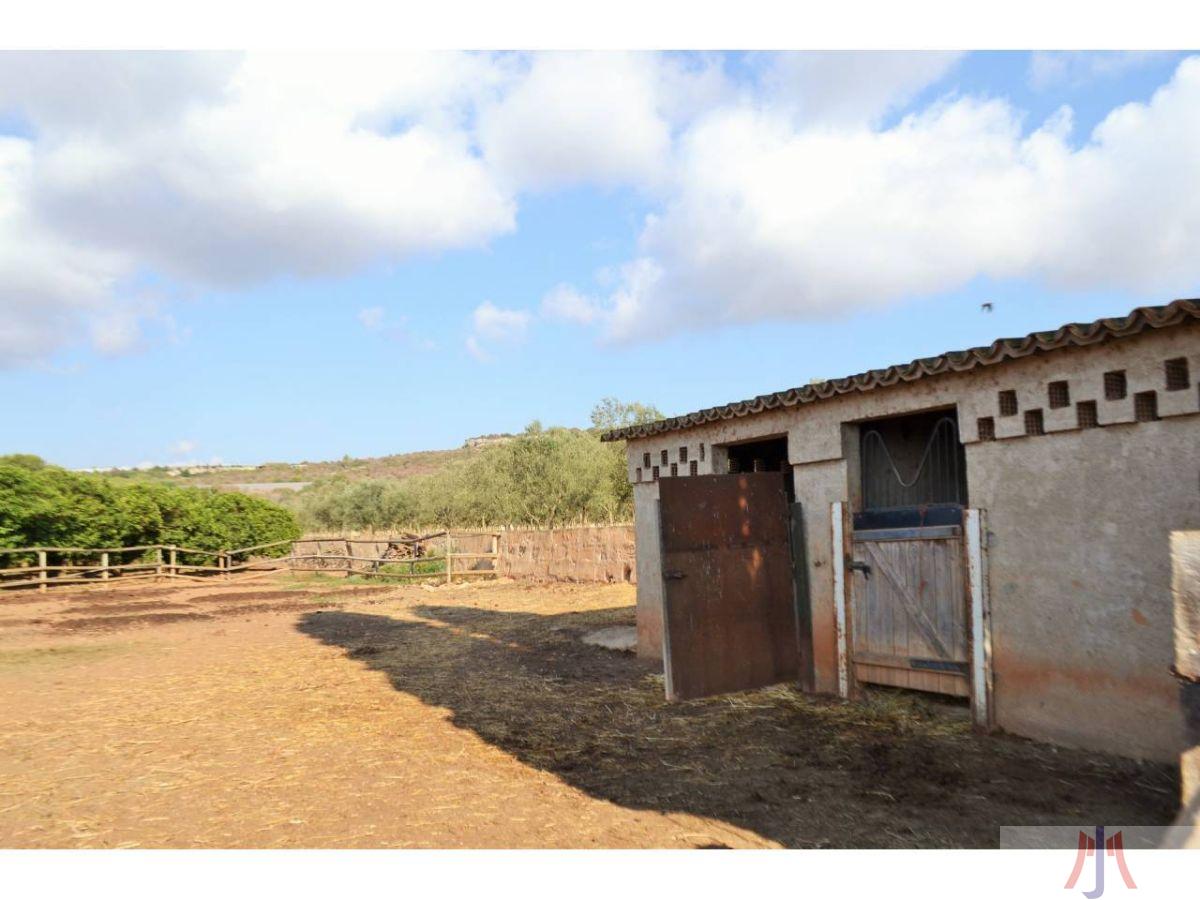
[652,466,660,481]
[1048,380,1070,409]
[669,463,678,477]
[689,460,698,476]
[1024,409,1045,436]
[977,417,995,441]
[679,446,688,464]
[1076,401,1098,429]
[635,467,642,482]
[998,390,1018,416]
[1134,391,1159,422]
[1104,370,1127,400]
[1165,357,1190,391]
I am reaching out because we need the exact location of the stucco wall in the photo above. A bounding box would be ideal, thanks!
[1173,531,1200,813]
[626,323,1199,759]
[497,525,636,584]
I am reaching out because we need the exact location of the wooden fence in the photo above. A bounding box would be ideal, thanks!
[0,531,501,593]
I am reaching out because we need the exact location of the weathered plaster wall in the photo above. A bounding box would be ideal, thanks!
[1172,531,1200,814]
[626,324,1200,758]
[632,483,663,657]
[497,525,636,584]
[968,424,1194,759]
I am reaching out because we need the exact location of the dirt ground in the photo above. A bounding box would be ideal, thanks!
[0,576,1179,849]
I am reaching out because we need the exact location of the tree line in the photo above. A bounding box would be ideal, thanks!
[0,399,663,550]
[284,399,662,532]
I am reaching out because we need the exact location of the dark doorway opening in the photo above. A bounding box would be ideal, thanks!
[724,436,793,501]
[854,409,967,530]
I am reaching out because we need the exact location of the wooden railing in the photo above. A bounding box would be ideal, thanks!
[0,531,501,593]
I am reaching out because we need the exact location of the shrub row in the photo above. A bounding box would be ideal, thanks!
[0,456,300,559]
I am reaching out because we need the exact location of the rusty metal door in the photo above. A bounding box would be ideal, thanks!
[658,472,800,700]
[849,524,969,696]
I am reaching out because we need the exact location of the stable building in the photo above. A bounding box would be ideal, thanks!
[602,300,1200,761]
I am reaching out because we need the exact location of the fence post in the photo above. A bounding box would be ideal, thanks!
[155,546,163,581]
[37,550,47,593]
[169,546,178,579]
[223,551,230,581]
[445,534,453,586]
[101,551,109,582]
[344,539,353,578]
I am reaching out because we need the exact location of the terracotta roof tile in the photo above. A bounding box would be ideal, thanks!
[601,299,1200,442]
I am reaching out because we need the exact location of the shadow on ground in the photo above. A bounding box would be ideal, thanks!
[297,604,1178,848]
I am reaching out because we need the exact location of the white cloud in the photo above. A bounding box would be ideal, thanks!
[169,439,197,456]
[758,51,963,127]
[478,52,723,192]
[357,306,385,330]
[464,335,490,363]
[540,283,601,325]
[471,301,531,342]
[0,51,517,367]
[1028,51,1165,91]
[466,301,532,362]
[582,56,1200,341]
[0,136,128,364]
[4,51,1200,365]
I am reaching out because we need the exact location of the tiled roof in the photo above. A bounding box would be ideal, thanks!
[601,299,1200,442]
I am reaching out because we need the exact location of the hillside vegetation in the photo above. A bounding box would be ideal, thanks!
[1,399,663,550]
[103,445,478,487]
[282,399,662,532]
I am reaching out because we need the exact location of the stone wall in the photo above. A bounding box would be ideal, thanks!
[497,525,636,584]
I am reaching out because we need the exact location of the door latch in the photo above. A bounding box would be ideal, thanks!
[847,559,871,580]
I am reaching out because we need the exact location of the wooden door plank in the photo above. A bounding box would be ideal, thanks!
[861,540,954,662]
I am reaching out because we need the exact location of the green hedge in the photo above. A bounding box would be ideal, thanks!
[0,456,301,559]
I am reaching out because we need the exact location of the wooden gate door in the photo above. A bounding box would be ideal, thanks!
[658,472,800,700]
[849,523,969,696]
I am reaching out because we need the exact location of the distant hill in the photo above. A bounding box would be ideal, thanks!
[97,434,518,491]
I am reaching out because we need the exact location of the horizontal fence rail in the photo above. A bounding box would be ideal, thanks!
[0,532,501,593]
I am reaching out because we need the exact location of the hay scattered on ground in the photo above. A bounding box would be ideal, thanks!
[0,577,1179,849]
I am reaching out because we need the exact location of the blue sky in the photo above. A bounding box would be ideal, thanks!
[1,50,1198,469]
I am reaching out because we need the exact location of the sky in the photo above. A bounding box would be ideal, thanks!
[2,49,1198,469]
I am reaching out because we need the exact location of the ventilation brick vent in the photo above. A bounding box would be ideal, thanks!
[1076,401,1098,429]
[1165,357,1189,391]
[1104,370,1127,400]
[1024,409,1045,436]
[1134,391,1159,422]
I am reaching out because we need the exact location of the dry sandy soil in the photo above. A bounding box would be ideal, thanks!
[0,576,1179,849]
